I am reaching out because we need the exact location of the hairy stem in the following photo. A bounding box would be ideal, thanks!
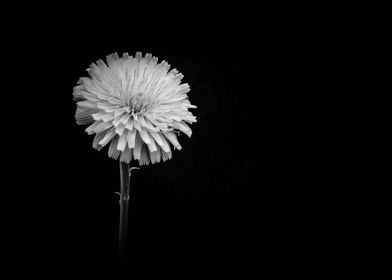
[119,161,130,263]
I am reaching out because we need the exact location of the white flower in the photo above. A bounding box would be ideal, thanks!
[73,52,196,165]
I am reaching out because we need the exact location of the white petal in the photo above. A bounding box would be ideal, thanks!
[186,104,197,109]
[133,119,141,130]
[115,124,125,136]
[159,134,171,153]
[77,100,97,109]
[73,85,84,101]
[120,146,133,163]
[147,138,157,152]
[176,83,191,95]
[76,107,96,125]
[114,108,126,117]
[108,136,121,159]
[92,132,106,150]
[164,131,182,150]
[108,97,124,106]
[92,112,107,121]
[133,134,143,160]
[143,119,160,132]
[138,115,147,127]
[98,129,116,147]
[172,122,192,137]
[149,149,161,164]
[113,113,126,127]
[101,113,115,122]
[125,119,134,130]
[106,53,119,68]
[97,102,118,112]
[93,121,113,134]
[127,129,137,149]
[88,62,103,82]
[148,118,169,131]
[139,144,150,165]
[138,127,151,144]
[85,122,100,135]
[117,132,128,152]
[161,150,172,161]
[135,51,142,62]
[144,53,153,63]
[120,114,131,125]
[95,59,112,83]
[183,114,197,123]
[149,131,164,146]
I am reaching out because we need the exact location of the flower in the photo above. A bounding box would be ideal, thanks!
[73,52,196,165]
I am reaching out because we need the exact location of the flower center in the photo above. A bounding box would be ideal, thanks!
[127,92,150,115]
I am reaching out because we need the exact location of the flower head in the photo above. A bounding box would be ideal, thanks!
[73,52,196,165]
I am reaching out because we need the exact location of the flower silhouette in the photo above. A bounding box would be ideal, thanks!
[73,52,196,165]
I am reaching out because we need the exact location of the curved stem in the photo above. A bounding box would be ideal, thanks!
[119,161,130,263]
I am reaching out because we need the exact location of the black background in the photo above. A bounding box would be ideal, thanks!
[24,22,337,272]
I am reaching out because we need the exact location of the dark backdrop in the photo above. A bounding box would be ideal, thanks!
[30,27,334,270]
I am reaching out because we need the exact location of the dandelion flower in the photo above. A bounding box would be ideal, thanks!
[73,52,197,165]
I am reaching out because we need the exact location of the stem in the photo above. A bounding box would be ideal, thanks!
[119,161,130,263]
